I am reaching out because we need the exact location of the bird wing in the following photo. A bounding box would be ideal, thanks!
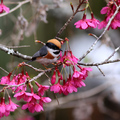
[32,45,47,61]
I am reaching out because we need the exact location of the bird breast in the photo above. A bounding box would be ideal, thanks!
[36,57,58,65]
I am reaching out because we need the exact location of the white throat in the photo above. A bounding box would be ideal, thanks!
[47,47,60,57]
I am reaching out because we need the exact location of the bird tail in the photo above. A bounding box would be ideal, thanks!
[26,60,33,64]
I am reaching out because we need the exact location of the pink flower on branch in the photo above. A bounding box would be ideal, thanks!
[6,96,19,112]
[99,0,120,29]
[14,91,33,102]
[0,97,7,117]
[50,82,63,93]
[22,102,44,113]
[74,13,99,30]
[0,0,9,14]
[39,97,52,106]
[22,97,51,113]
[35,82,49,96]
[0,72,12,84]
[0,97,19,118]
[63,80,77,95]
[50,39,92,95]
[58,50,79,67]
[51,70,56,84]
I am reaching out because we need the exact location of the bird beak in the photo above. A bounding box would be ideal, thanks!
[59,48,62,51]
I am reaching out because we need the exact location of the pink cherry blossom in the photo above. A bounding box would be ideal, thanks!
[63,80,77,94]
[35,82,49,96]
[39,97,52,108]
[0,97,10,118]
[0,97,6,114]
[74,13,99,29]
[51,70,56,84]
[51,40,92,95]
[73,77,86,88]
[99,0,120,29]
[74,14,88,29]
[73,67,83,79]
[27,92,40,103]
[50,82,63,93]
[110,19,120,29]
[22,96,51,113]
[98,20,107,29]
[22,102,43,113]
[0,73,12,84]
[87,13,100,28]
[115,12,120,21]
[76,80,86,88]
[79,66,92,80]
[14,91,33,102]
[58,50,78,66]
[74,19,88,29]
[0,0,9,14]
[39,97,52,104]
[6,96,19,112]
[56,69,63,80]
[8,75,17,90]
[100,6,109,14]
[15,72,29,92]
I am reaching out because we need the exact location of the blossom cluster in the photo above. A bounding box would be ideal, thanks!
[74,13,100,29]
[0,96,19,118]
[14,84,51,113]
[74,0,120,30]
[50,40,92,95]
[0,70,51,118]
[98,0,120,29]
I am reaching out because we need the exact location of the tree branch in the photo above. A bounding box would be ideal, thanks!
[0,44,32,60]
[78,59,120,66]
[0,0,31,17]
[55,0,85,37]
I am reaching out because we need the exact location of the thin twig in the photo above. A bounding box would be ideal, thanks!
[7,45,30,49]
[55,0,85,37]
[0,44,32,60]
[23,63,43,72]
[96,66,105,76]
[78,58,120,66]
[0,67,9,74]
[0,0,31,17]
[105,46,120,61]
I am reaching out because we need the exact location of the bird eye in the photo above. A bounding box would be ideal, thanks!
[54,46,58,50]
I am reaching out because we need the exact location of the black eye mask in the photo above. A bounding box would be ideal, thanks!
[46,42,60,50]
[53,51,60,55]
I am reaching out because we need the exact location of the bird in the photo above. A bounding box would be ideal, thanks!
[28,39,62,66]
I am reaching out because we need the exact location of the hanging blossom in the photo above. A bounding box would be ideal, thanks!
[0,97,19,118]
[98,0,120,29]
[0,71,29,92]
[14,82,51,113]
[50,38,92,95]
[74,13,100,30]
[0,67,51,117]
[0,0,10,14]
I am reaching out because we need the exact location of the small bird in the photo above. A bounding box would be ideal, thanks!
[28,39,62,66]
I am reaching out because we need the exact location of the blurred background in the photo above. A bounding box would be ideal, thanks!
[1,0,120,120]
